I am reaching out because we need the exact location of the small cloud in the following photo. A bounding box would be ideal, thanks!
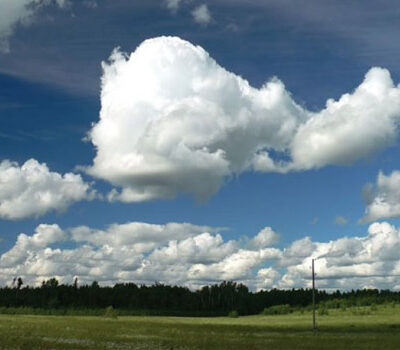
[192,4,212,26]
[248,227,280,249]
[0,158,96,220]
[360,170,400,223]
[164,0,184,13]
[311,217,319,225]
[334,216,348,225]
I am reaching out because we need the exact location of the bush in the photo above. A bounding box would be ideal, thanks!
[262,304,292,315]
[227,310,239,318]
[104,306,118,319]
[318,307,329,316]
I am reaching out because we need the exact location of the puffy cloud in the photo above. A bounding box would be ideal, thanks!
[87,36,304,200]
[148,232,237,265]
[0,224,65,268]
[0,0,70,53]
[87,37,400,202]
[249,226,280,249]
[191,4,212,26]
[2,220,400,290]
[361,170,400,223]
[255,267,281,290]
[289,68,400,170]
[279,236,316,267]
[188,248,281,282]
[70,222,218,254]
[279,222,400,290]
[0,221,280,287]
[0,159,95,220]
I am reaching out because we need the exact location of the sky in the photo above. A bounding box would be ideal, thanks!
[1,0,400,291]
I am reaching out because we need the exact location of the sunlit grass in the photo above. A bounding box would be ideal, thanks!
[1,305,400,349]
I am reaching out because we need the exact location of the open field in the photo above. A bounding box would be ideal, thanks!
[1,306,400,349]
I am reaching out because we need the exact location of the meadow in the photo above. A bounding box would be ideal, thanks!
[1,305,400,350]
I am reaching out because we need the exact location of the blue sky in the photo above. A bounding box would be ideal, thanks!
[1,0,400,290]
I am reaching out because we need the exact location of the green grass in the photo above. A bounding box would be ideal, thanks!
[1,306,400,349]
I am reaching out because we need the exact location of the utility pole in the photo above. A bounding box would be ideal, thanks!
[312,258,317,334]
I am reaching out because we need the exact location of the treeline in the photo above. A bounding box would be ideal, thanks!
[1,278,400,316]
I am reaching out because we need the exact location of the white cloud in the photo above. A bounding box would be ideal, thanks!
[279,222,400,290]
[279,236,316,267]
[87,37,400,203]
[188,248,281,282]
[149,232,237,265]
[191,4,212,26]
[0,221,280,288]
[87,36,304,201]
[0,159,95,220]
[289,68,400,170]
[0,0,71,53]
[0,224,65,268]
[361,170,400,223]
[164,0,184,13]
[248,226,279,249]
[255,267,281,290]
[3,220,400,290]
[70,222,218,254]
[0,0,33,53]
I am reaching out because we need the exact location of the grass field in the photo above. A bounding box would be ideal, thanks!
[1,306,400,349]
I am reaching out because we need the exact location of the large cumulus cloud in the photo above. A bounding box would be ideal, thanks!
[87,36,400,202]
[0,159,95,220]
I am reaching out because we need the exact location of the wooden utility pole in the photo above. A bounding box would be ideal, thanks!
[312,258,317,333]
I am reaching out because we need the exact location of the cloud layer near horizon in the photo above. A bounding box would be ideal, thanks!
[2,220,400,291]
[87,36,400,202]
[0,159,95,220]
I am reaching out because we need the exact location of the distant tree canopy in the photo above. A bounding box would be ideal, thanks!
[0,279,399,316]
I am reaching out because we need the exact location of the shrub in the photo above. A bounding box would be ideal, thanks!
[104,306,118,319]
[318,307,329,316]
[227,310,239,318]
[262,304,292,315]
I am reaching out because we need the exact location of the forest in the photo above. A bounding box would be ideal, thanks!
[1,278,400,316]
